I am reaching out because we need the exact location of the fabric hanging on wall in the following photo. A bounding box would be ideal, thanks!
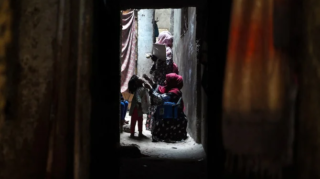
[121,10,137,93]
[222,0,295,178]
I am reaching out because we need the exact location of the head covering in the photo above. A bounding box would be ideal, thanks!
[158,73,185,111]
[156,31,173,48]
[176,75,183,89]
[156,31,173,65]
[158,73,183,95]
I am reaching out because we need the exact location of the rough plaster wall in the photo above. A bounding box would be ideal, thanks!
[201,65,207,154]
[173,8,200,143]
[169,9,175,35]
[155,9,171,29]
[0,0,57,178]
[200,18,207,154]
[296,1,320,178]
[137,9,154,77]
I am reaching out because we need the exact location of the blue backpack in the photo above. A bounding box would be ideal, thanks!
[156,97,182,120]
[120,94,129,120]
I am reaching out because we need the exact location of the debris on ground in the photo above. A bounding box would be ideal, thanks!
[123,124,130,133]
[131,144,140,148]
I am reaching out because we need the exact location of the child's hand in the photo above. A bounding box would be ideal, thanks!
[151,55,157,61]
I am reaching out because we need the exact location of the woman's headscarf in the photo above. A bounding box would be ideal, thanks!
[156,31,173,64]
[176,74,183,89]
[156,31,173,48]
[158,73,183,95]
[158,73,185,110]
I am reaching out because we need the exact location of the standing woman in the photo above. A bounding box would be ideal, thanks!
[150,31,179,85]
[145,31,179,131]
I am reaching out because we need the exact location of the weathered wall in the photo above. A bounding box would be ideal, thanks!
[200,65,207,153]
[196,5,207,154]
[155,9,171,29]
[0,0,58,178]
[137,9,154,77]
[200,26,208,153]
[169,9,175,35]
[173,8,201,143]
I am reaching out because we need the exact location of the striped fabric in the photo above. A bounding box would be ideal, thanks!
[121,10,137,93]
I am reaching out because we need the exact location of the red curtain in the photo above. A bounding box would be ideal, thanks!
[222,0,295,177]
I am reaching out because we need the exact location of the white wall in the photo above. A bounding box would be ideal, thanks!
[155,9,171,29]
[137,9,155,77]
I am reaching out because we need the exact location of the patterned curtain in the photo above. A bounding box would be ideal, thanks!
[0,0,11,130]
[121,10,137,93]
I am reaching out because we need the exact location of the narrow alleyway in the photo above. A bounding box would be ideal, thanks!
[120,112,207,178]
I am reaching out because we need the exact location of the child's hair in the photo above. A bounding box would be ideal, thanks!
[128,75,140,94]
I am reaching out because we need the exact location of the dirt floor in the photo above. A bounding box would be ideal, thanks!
[120,112,206,160]
[119,112,207,179]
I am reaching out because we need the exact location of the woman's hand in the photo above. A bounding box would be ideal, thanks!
[143,74,155,86]
[142,74,149,79]
[151,55,157,61]
[144,83,152,90]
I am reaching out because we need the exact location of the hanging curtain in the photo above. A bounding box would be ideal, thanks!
[222,0,295,178]
[121,10,137,93]
[0,0,11,127]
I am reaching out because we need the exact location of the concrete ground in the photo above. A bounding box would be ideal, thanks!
[120,112,206,160]
[120,112,207,179]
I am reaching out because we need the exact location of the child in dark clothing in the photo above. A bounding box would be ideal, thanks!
[128,75,150,138]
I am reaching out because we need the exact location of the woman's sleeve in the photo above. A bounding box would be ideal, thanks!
[149,90,169,105]
[150,62,156,75]
[173,63,179,74]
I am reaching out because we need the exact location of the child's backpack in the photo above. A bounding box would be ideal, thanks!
[120,94,129,120]
[156,97,182,120]
[121,101,125,120]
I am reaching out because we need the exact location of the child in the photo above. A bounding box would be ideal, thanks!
[128,75,150,138]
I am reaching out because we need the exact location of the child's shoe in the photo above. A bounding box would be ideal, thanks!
[138,132,147,138]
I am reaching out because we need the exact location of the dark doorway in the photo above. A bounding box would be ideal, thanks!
[90,0,233,179]
[119,7,205,162]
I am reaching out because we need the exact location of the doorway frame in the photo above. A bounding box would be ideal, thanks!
[89,0,233,179]
[120,7,204,143]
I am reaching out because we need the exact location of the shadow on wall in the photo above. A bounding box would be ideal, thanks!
[172,7,201,143]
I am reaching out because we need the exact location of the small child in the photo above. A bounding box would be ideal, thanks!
[128,75,149,138]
